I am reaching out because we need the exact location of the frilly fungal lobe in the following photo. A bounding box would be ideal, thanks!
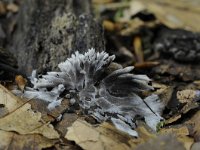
[14,48,165,136]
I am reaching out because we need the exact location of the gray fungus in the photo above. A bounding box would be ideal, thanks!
[13,48,165,136]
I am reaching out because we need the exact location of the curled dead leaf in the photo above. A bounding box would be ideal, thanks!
[185,111,200,142]
[65,119,140,150]
[135,134,186,150]
[0,84,59,139]
[177,90,200,104]
[160,126,189,136]
[0,130,57,150]
[15,75,27,92]
[165,115,182,125]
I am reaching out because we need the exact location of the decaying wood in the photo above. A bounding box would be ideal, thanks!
[8,0,105,75]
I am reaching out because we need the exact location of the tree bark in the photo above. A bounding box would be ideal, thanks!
[8,0,105,75]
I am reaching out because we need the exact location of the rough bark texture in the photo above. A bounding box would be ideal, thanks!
[8,0,105,75]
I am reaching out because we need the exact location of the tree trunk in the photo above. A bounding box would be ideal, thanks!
[8,0,105,75]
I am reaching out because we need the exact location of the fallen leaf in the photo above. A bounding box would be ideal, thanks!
[152,82,174,105]
[177,90,200,104]
[177,135,194,150]
[185,110,200,141]
[0,84,24,112]
[120,19,157,36]
[175,89,200,115]
[136,126,156,141]
[0,84,59,139]
[0,104,8,118]
[135,134,186,150]
[136,126,193,150]
[165,115,182,125]
[15,75,27,92]
[65,119,140,150]
[181,102,199,115]
[191,142,200,150]
[28,97,70,123]
[152,82,170,94]
[55,113,78,137]
[0,130,57,150]
[160,126,189,136]
[129,0,200,32]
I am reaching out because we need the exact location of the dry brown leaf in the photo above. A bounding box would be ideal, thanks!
[107,0,200,34]
[135,134,186,150]
[194,80,200,89]
[181,102,199,115]
[185,110,200,142]
[177,90,199,104]
[29,98,70,123]
[15,75,27,92]
[159,126,194,150]
[178,135,194,150]
[130,0,200,32]
[136,126,156,141]
[0,130,57,150]
[176,89,199,116]
[0,84,59,139]
[102,20,126,32]
[160,126,189,136]
[55,113,78,137]
[136,126,193,150]
[99,0,200,35]
[191,142,200,150]
[152,82,169,95]
[120,19,157,36]
[0,84,24,112]
[65,119,141,150]
[152,82,174,105]
[165,115,182,125]
[119,19,144,35]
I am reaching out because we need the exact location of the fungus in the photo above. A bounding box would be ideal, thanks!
[13,48,165,136]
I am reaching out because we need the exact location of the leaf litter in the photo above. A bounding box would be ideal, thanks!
[0,0,200,149]
[0,84,59,149]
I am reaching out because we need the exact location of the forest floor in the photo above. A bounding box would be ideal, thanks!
[0,0,200,150]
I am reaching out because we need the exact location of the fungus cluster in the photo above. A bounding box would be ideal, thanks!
[14,48,164,136]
